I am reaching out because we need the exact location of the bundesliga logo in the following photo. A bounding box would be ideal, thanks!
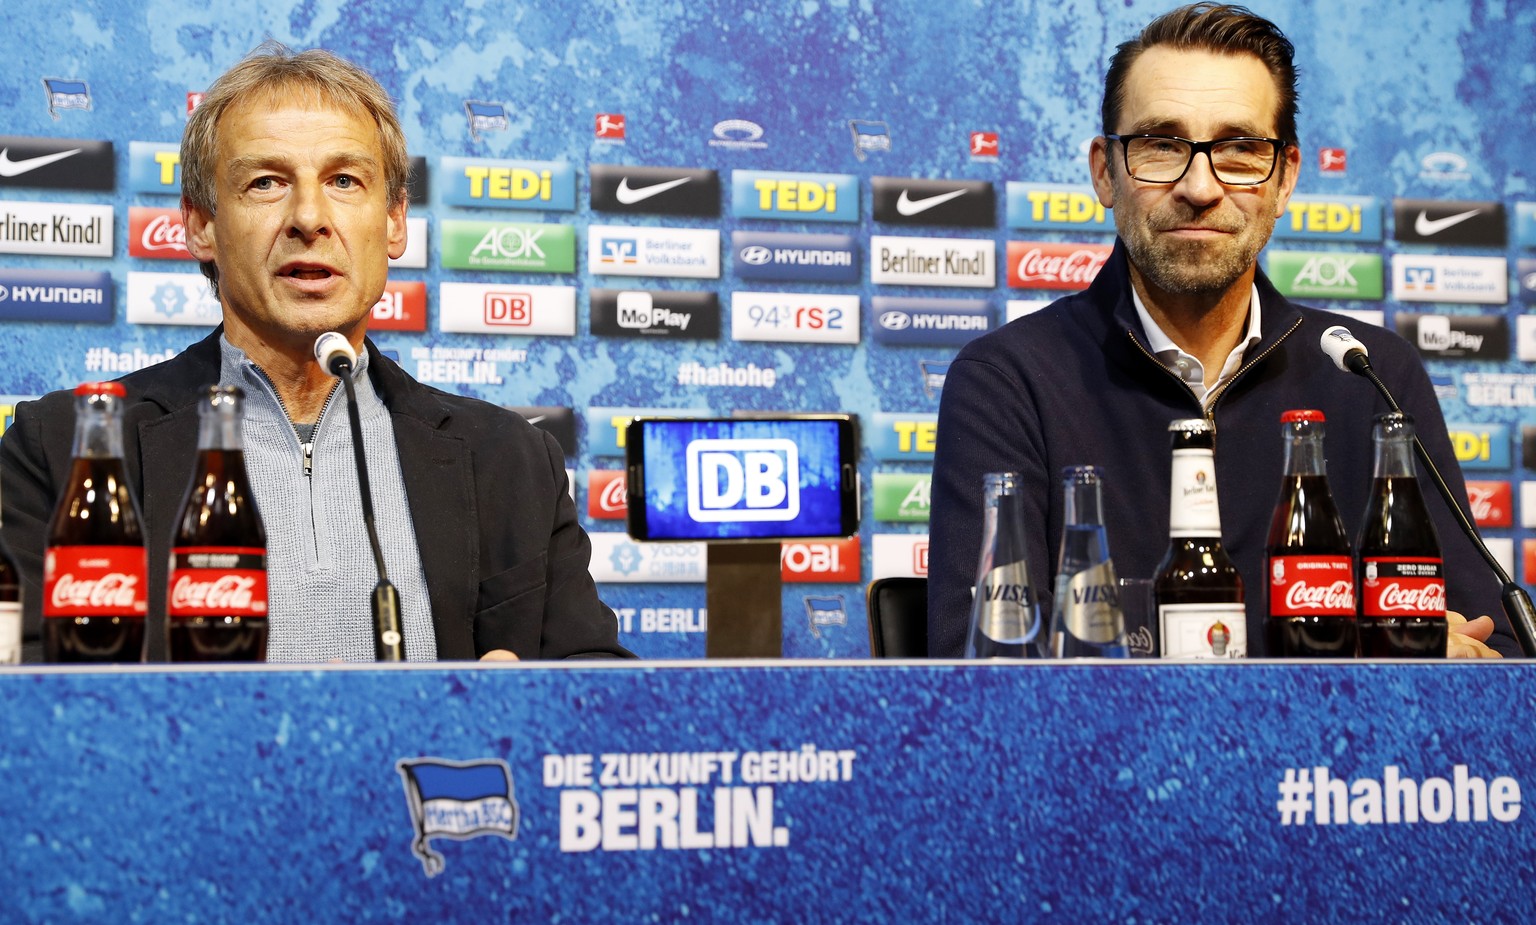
[595,113,626,141]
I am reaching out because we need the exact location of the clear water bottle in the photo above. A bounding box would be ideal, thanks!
[1049,466,1128,658]
[964,472,1042,658]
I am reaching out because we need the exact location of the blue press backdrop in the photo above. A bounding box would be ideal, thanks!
[1,0,1533,658]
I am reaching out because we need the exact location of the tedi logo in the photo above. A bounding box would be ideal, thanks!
[686,438,800,523]
[397,757,519,877]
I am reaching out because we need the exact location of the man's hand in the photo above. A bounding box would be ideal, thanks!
[480,649,521,662]
[1447,611,1502,659]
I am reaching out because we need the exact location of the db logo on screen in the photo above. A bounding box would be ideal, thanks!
[686,438,800,522]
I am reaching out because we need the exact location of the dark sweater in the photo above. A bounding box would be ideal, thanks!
[929,241,1517,657]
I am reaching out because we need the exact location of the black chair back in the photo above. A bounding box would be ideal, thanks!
[866,577,928,658]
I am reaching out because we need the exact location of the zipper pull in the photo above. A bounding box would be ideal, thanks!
[302,439,314,477]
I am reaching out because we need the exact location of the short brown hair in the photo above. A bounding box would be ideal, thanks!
[1102,3,1299,145]
[180,42,409,295]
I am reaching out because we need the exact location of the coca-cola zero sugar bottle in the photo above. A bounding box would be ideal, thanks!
[1356,412,1447,658]
[43,382,149,663]
[168,385,269,662]
[1265,409,1357,657]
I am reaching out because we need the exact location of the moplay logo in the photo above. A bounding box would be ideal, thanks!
[686,438,800,523]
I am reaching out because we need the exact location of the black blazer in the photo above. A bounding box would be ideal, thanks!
[0,329,632,662]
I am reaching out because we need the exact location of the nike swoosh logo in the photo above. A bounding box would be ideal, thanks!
[615,176,692,204]
[1414,208,1482,237]
[525,415,547,425]
[0,147,82,177]
[896,188,968,216]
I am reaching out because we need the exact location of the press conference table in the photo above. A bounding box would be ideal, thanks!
[2,659,1530,922]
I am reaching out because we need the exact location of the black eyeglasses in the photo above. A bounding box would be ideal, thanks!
[1106,133,1286,185]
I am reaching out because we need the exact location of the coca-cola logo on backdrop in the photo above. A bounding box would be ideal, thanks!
[1006,241,1111,290]
[128,207,193,260]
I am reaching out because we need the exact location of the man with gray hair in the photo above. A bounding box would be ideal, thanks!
[1,44,629,662]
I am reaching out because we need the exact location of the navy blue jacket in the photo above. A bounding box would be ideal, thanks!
[929,240,1517,657]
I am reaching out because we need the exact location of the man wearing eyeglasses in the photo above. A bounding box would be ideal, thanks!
[928,2,1517,658]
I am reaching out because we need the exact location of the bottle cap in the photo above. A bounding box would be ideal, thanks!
[1280,409,1325,423]
[74,381,126,398]
[1167,418,1211,434]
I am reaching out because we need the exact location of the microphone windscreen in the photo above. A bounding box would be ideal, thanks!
[1319,325,1368,373]
[313,331,357,376]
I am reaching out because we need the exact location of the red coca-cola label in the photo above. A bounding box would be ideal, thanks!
[1267,555,1354,616]
[1360,556,1445,619]
[168,547,268,618]
[586,470,628,520]
[1006,241,1112,290]
[44,545,149,617]
[127,206,193,260]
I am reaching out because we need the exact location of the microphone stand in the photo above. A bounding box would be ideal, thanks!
[1345,352,1536,657]
[320,337,406,663]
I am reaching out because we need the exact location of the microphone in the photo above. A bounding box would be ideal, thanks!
[1319,325,1536,657]
[313,331,405,662]
[1319,324,1370,375]
[313,331,357,377]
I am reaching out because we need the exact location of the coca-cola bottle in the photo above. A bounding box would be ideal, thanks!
[1049,466,1128,658]
[43,382,149,663]
[1356,412,1447,658]
[1265,409,1357,657]
[1154,419,1245,658]
[168,386,269,662]
[965,472,1042,658]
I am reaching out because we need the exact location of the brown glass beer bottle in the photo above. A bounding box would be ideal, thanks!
[43,382,149,663]
[1154,419,1245,658]
[1356,412,1447,657]
[1265,409,1357,657]
[168,386,269,662]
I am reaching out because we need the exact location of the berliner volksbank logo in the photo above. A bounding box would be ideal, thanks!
[397,757,520,876]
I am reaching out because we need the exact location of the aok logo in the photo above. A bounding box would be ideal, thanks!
[1293,256,1359,288]
[463,166,553,202]
[472,226,545,259]
[484,292,532,326]
[686,438,800,523]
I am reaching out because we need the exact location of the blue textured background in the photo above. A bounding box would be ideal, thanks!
[0,0,1533,659]
[2,661,1534,922]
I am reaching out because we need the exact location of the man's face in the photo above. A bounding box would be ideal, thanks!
[184,94,406,350]
[1090,46,1300,299]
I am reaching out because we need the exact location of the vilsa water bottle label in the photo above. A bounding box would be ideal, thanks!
[1062,561,1121,644]
[975,563,1038,643]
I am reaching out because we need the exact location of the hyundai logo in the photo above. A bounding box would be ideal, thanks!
[739,245,772,265]
[880,311,912,330]
[0,286,8,301]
